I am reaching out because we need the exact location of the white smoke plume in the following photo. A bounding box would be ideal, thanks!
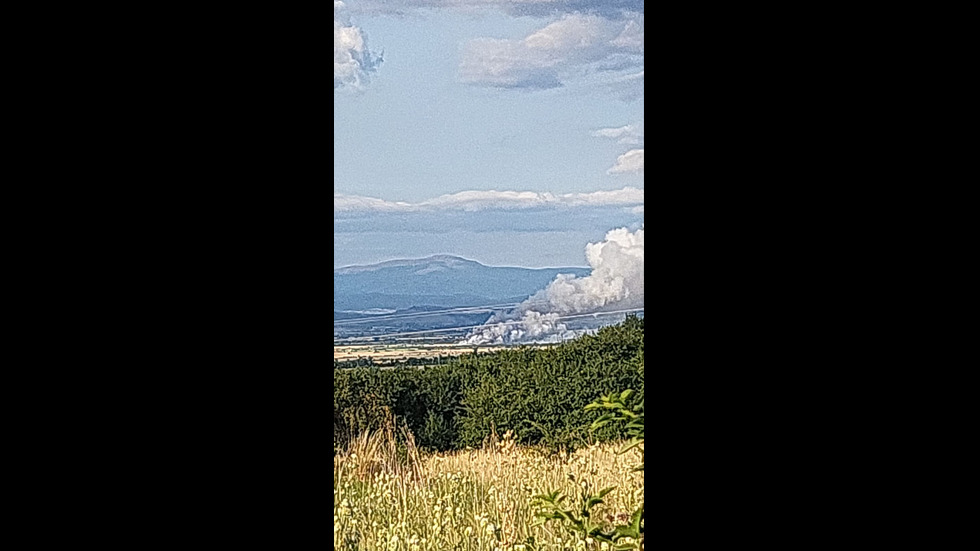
[465,225,644,344]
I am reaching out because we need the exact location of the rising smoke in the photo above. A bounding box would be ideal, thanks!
[465,225,644,344]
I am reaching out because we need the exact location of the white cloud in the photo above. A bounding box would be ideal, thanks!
[593,122,644,174]
[459,13,643,92]
[591,123,643,145]
[558,187,643,207]
[333,2,643,98]
[607,149,643,174]
[334,195,412,212]
[334,1,383,90]
[606,70,643,101]
[335,186,643,213]
[424,189,559,210]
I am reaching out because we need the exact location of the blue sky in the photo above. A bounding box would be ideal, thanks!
[335,0,643,268]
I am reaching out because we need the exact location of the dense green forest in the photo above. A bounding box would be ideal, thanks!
[334,315,644,452]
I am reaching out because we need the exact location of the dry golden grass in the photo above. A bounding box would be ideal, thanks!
[334,427,643,550]
[333,344,549,362]
[333,345,479,362]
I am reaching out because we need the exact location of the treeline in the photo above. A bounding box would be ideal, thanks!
[334,315,644,452]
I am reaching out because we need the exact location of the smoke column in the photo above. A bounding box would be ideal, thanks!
[465,225,644,344]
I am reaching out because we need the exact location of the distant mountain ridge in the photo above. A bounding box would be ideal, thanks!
[335,255,480,275]
[334,255,590,312]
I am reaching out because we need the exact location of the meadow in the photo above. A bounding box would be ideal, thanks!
[334,427,643,551]
[334,344,508,362]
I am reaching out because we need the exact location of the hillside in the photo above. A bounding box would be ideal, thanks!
[334,255,590,311]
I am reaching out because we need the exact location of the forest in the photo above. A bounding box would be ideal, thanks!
[334,315,645,452]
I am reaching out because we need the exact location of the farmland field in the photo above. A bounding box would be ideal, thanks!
[334,429,644,551]
[333,344,540,362]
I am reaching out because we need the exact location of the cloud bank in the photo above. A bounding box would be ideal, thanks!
[334,1,642,98]
[459,12,643,94]
[335,186,643,214]
[334,1,383,90]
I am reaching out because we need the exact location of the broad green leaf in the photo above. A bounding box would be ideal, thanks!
[613,525,640,540]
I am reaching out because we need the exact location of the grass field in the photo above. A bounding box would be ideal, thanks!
[334,428,644,550]
[334,344,537,362]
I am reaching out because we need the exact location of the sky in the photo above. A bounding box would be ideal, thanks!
[335,0,644,268]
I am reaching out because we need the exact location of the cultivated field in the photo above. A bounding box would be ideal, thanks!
[334,429,644,550]
[334,344,527,362]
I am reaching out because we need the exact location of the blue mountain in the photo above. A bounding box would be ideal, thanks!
[334,255,590,311]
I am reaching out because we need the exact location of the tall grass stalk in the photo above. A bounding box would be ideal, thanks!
[334,425,643,550]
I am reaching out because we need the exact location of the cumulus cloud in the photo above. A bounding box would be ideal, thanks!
[334,1,383,90]
[334,186,643,213]
[591,123,643,145]
[459,12,643,92]
[607,149,644,174]
[593,122,644,174]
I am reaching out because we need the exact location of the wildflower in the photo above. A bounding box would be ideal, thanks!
[486,523,496,535]
[464,526,473,536]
